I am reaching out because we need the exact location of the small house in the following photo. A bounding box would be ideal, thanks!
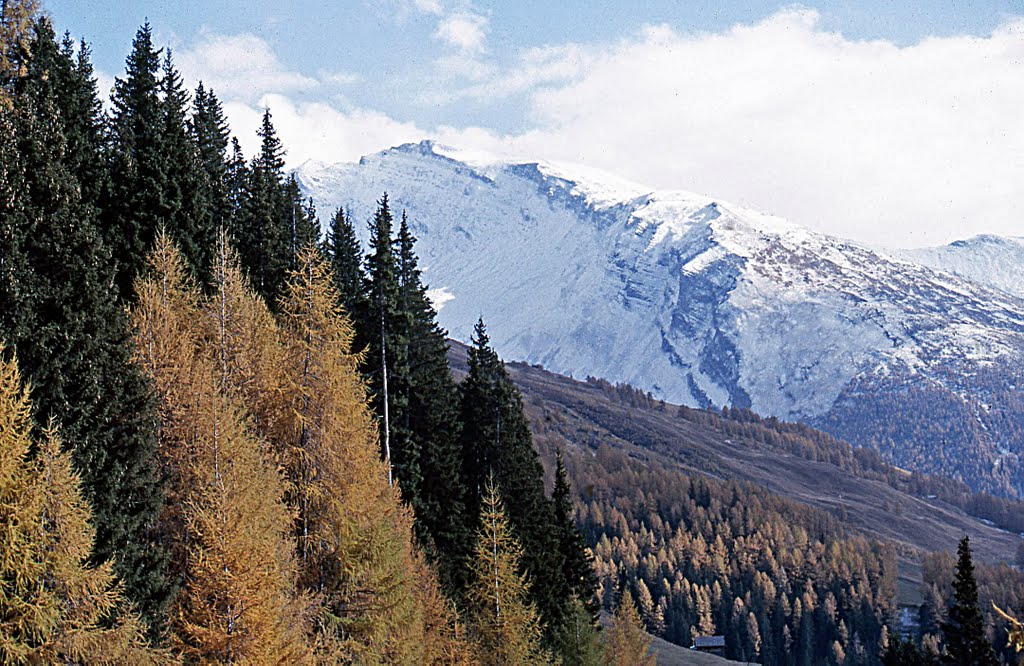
[692,635,726,656]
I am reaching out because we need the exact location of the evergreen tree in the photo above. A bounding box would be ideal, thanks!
[459,318,573,641]
[941,536,998,665]
[1,19,170,630]
[553,451,599,613]
[0,347,163,663]
[396,213,472,591]
[285,174,319,268]
[602,591,655,666]
[55,34,107,211]
[190,82,231,249]
[468,477,552,665]
[158,49,210,282]
[324,206,365,317]
[555,598,603,666]
[105,21,165,298]
[225,136,248,233]
[360,194,414,492]
[235,109,289,304]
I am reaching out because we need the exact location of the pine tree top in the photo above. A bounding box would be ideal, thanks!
[255,107,285,173]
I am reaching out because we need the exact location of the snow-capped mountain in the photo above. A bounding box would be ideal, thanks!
[905,235,1024,299]
[296,140,1024,493]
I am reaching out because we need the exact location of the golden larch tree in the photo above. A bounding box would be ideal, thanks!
[0,0,39,106]
[0,346,163,663]
[133,233,312,661]
[275,244,428,662]
[200,232,287,431]
[468,476,552,665]
[602,591,655,666]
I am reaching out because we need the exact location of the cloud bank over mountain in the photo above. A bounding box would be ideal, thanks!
[155,7,1024,248]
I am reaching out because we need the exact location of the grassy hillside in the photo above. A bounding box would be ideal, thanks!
[448,341,1021,566]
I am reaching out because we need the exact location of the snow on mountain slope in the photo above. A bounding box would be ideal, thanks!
[905,235,1024,299]
[296,141,1024,492]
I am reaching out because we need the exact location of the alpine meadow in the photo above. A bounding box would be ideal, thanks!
[3,0,1024,664]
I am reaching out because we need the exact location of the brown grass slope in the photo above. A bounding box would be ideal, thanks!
[447,341,1020,572]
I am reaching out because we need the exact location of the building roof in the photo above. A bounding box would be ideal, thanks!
[694,636,726,648]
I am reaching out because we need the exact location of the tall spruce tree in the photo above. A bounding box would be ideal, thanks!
[1,19,170,630]
[396,213,472,591]
[56,34,107,211]
[190,83,231,248]
[552,452,599,614]
[941,536,998,665]
[284,173,319,267]
[360,194,414,494]
[236,109,289,304]
[459,318,576,645]
[105,21,165,298]
[225,136,248,233]
[158,49,210,282]
[324,206,365,317]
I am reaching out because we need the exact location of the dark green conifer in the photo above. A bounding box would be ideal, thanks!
[553,451,599,613]
[284,173,319,264]
[459,318,574,644]
[236,108,289,303]
[190,82,231,231]
[324,206,365,317]
[104,21,164,299]
[941,536,998,665]
[1,19,169,631]
[360,195,415,496]
[159,49,210,281]
[225,136,248,231]
[396,214,471,591]
[55,34,107,209]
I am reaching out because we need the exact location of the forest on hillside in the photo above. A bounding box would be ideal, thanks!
[1,0,1023,663]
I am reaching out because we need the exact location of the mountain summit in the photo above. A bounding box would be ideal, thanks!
[297,140,1024,495]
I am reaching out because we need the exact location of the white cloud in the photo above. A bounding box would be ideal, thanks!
[473,9,1024,247]
[169,11,1024,248]
[175,32,318,102]
[223,94,427,169]
[433,11,488,53]
[317,69,362,86]
[412,0,443,15]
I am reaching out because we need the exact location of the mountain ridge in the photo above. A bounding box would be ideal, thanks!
[297,140,1024,494]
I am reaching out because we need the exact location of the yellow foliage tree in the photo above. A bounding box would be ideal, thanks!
[417,551,480,666]
[133,233,311,661]
[275,245,428,662]
[201,233,287,432]
[468,476,552,665]
[602,591,655,666]
[993,603,1024,652]
[0,346,163,663]
[0,0,39,107]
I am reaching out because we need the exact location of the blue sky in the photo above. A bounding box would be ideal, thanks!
[42,1,1024,247]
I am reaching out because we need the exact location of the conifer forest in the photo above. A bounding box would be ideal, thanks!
[2,1,1024,664]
